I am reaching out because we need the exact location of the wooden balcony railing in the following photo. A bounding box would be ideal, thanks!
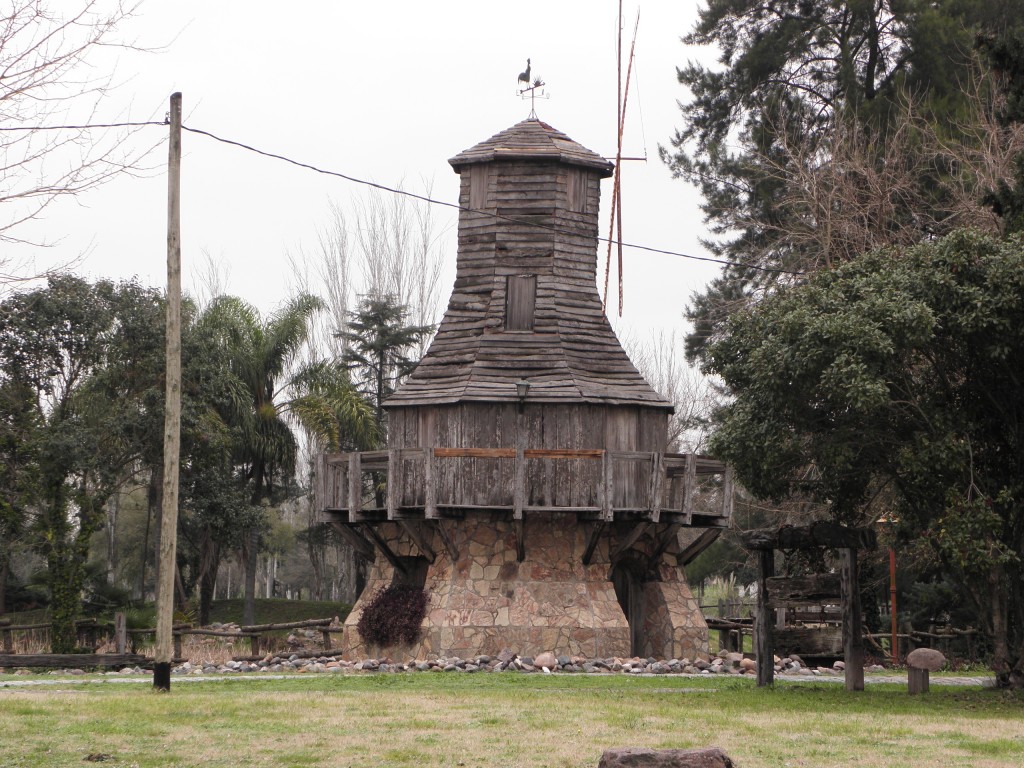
[315,447,732,528]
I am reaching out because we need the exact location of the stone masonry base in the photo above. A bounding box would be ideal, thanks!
[341,515,709,661]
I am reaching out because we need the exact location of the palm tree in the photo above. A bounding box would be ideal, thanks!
[201,293,374,623]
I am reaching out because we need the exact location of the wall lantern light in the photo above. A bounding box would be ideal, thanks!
[515,378,530,412]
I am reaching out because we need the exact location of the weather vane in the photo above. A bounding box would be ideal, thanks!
[516,58,548,118]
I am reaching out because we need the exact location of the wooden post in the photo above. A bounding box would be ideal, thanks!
[1,624,12,653]
[114,612,127,654]
[682,453,696,525]
[721,466,735,521]
[387,449,399,519]
[154,91,182,692]
[755,549,774,687]
[424,448,437,519]
[348,453,362,518]
[889,546,898,662]
[840,547,865,692]
[648,452,663,522]
[602,451,614,521]
[173,631,182,661]
[513,446,526,520]
[908,667,929,694]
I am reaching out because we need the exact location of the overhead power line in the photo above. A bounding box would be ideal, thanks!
[0,120,169,132]
[182,124,804,277]
[1,118,805,277]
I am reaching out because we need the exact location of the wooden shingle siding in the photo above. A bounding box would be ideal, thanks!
[388,119,671,411]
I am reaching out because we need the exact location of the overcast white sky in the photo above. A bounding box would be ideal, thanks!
[11,1,718,340]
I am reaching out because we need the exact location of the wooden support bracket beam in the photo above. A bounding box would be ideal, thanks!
[582,521,606,565]
[434,520,459,562]
[329,521,375,561]
[678,527,722,566]
[610,522,651,563]
[400,521,436,564]
[514,518,525,562]
[646,523,681,572]
[360,523,406,575]
[387,449,400,520]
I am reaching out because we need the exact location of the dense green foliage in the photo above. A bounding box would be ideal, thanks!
[665,0,1024,359]
[705,231,1024,686]
[0,276,164,650]
[0,276,382,638]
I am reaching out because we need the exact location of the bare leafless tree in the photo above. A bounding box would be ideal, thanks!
[191,249,233,310]
[756,68,1024,272]
[0,0,154,285]
[624,329,719,452]
[352,180,447,355]
[288,199,354,362]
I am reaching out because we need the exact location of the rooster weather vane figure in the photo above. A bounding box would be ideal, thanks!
[516,57,547,118]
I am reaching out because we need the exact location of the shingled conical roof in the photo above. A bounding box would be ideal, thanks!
[387,119,671,410]
[449,118,614,176]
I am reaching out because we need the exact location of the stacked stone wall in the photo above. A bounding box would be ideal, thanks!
[342,514,709,661]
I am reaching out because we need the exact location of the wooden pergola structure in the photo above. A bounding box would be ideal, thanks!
[742,522,877,691]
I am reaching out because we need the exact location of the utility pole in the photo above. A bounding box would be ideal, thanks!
[154,91,182,691]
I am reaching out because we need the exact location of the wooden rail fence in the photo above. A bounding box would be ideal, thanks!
[0,615,342,668]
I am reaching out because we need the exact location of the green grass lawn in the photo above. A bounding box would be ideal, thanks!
[1,673,1021,767]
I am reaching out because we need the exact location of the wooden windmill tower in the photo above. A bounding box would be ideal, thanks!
[317,118,731,661]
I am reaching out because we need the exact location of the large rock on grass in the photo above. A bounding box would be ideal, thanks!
[907,648,945,671]
[598,747,735,768]
[534,651,557,669]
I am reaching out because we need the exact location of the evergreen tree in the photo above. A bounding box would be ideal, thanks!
[338,294,434,433]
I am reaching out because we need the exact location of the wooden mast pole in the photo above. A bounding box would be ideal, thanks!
[154,91,182,691]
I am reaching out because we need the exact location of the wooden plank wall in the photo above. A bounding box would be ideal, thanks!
[388,404,668,510]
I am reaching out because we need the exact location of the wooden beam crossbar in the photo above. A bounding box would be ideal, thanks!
[766,574,841,607]
[741,522,877,552]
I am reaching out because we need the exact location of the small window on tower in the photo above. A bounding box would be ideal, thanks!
[470,165,489,210]
[506,275,537,331]
[567,168,588,213]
